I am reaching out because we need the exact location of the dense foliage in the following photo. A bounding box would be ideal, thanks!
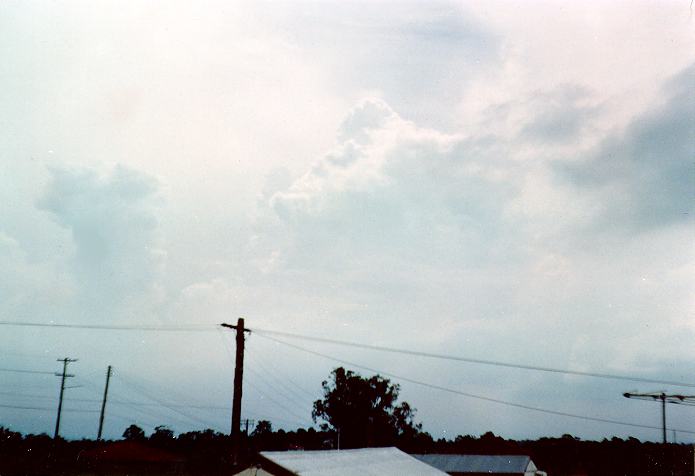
[0,425,692,476]
[312,367,423,448]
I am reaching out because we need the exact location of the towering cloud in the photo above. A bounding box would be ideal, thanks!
[38,165,164,321]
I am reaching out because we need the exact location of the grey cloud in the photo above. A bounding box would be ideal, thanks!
[37,165,163,318]
[521,85,600,142]
[557,64,695,231]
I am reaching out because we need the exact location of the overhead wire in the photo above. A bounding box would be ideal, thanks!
[107,408,163,431]
[0,389,227,410]
[113,373,225,432]
[6,319,695,436]
[75,369,228,428]
[217,330,312,427]
[243,409,312,429]
[0,367,55,375]
[256,333,695,436]
[244,366,315,426]
[0,320,215,332]
[251,328,695,389]
[250,337,319,402]
[71,374,195,430]
[0,391,54,399]
[3,320,693,388]
[110,396,207,431]
[246,341,317,409]
[0,403,98,413]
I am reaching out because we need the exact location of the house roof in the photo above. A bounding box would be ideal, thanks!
[260,447,449,476]
[412,454,536,474]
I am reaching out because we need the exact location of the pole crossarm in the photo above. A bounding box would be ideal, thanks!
[220,323,251,333]
[622,391,695,444]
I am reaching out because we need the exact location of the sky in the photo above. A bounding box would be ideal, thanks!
[1,0,694,443]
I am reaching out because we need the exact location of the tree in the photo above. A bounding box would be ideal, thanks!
[312,367,422,448]
[252,420,273,437]
[251,420,274,450]
[150,425,174,445]
[122,424,146,441]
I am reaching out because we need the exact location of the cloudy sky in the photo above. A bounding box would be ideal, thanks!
[1,0,694,442]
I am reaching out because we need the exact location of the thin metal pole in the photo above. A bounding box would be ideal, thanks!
[661,393,667,444]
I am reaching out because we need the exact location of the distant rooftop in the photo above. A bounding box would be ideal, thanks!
[260,447,448,476]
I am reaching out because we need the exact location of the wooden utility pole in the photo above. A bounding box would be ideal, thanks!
[221,319,251,462]
[54,358,77,439]
[97,365,112,440]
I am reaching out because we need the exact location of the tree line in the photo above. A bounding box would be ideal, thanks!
[0,367,692,475]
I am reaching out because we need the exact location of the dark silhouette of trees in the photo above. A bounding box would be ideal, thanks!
[151,425,174,440]
[252,420,273,437]
[0,424,692,475]
[149,425,175,448]
[122,424,146,441]
[312,367,423,448]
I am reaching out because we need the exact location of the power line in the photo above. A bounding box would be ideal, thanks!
[0,389,237,411]
[107,408,164,431]
[0,321,215,332]
[217,330,312,427]
[109,401,229,410]
[250,337,318,401]
[4,319,694,388]
[73,375,226,430]
[252,328,695,389]
[114,373,225,431]
[0,367,54,375]
[244,366,314,426]
[247,342,316,407]
[0,391,53,399]
[102,390,210,431]
[77,376,225,412]
[0,403,97,413]
[243,410,312,429]
[256,333,695,436]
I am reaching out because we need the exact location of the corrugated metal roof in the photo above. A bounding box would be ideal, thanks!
[412,454,535,474]
[260,447,449,476]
